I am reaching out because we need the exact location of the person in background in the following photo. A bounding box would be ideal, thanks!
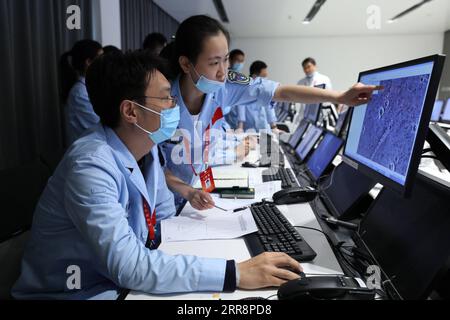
[103,45,121,55]
[143,33,168,56]
[235,60,280,133]
[224,49,247,128]
[297,57,332,89]
[297,57,333,120]
[12,51,304,300]
[60,40,103,146]
[229,49,246,73]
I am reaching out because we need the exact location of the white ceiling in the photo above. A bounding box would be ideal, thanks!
[154,0,450,38]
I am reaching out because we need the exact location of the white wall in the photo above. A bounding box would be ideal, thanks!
[232,33,444,91]
[99,0,122,48]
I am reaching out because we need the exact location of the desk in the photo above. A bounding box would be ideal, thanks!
[127,148,343,300]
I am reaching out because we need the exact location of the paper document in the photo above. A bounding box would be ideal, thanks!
[161,209,257,242]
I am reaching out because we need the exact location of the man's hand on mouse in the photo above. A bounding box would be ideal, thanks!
[237,252,303,290]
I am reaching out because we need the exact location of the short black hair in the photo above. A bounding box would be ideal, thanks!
[143,33,168,52]
[302,57,316,67]
[103,45,121,55]
[86,50,168,128]
[229,49,245,61]
[250,60,268,77]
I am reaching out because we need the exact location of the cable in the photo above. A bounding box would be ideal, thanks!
[316,164,339,193]
[421,155,438,160]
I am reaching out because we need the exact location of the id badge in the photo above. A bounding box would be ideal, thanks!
[199,167,216,193]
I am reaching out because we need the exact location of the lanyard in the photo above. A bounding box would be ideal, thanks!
[142,196,157,242]
[185,106,224,176]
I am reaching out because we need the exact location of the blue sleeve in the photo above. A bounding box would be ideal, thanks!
[220,76,280,115]
[64,155,227,294]
[237,105,246,122]
[265,102,278,125]
[71,85,100,130]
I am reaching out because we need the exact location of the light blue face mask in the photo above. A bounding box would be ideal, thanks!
[231,63,244,73]
[306,71,317,79]
[190,64,226,94]
[133,101,180,145]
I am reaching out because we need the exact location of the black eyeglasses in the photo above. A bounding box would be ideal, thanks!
[135,96,177,107]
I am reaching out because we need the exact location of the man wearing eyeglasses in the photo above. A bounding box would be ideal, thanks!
[12,51,303,300]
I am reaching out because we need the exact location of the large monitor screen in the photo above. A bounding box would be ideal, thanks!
[359,174,450,300]
[344,55,445,195]
[441,99,450,122]
[288,120,309,149]
[295,125,323,161]
[306,133,344,180]
[431,100,444,122]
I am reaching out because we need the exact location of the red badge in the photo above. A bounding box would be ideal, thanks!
[199,167,215,193]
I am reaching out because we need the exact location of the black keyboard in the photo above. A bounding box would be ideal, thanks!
[262,167,299,189]
[244,202,317,262]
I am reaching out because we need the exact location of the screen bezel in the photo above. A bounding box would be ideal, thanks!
[343,54,446,197]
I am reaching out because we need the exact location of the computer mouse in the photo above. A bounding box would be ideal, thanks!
[242,162,259,168]
[273,187,318,205]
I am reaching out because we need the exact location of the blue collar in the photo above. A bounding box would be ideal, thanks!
[104,126,139,170]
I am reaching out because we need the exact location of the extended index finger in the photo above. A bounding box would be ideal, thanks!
[359,84,384,93]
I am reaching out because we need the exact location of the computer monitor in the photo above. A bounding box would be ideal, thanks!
[320,162,376,220]
[441,99,450,123]
[431,100,444,122]
[343,55,445,196]
[295,125,323,162]
[357,173,450,300]
[303,84,325,124]
[334,110,350,137]
[288,120,310,149]
[306,133,344,181]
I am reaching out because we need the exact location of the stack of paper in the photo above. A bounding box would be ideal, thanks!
[161,209,257,243]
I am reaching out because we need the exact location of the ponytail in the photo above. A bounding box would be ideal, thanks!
[59,39,102,103]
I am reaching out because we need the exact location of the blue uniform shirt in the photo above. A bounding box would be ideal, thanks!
[65,77,100,145]
[161,72,279,207]
[236,100,278,132]
[12,124,228,300]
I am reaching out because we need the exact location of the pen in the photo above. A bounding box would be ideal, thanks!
[214,205,228,212]
[233,206,248,213]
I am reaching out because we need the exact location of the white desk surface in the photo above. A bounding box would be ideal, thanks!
[127,147,343,300]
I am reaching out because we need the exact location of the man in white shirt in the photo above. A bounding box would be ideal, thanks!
[297,57,333,121]
[297,57,332,89]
